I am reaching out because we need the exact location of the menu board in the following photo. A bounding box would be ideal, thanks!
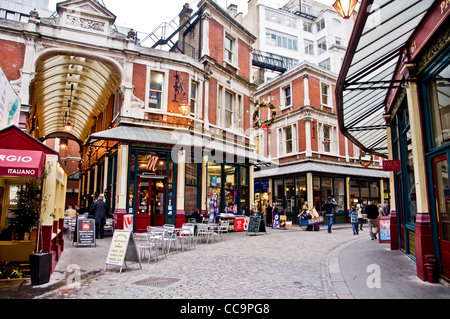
[76,218,95,247]
[247,215,266,235]
[105,230,141,273]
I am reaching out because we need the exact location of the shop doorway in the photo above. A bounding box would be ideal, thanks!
[136,177,166,231]
[431,154,450,279]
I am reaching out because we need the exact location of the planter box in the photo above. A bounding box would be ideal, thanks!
[0,278,27,288]
[29,252,52,285]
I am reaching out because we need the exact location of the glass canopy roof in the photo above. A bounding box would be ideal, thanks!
[336,0,435,157]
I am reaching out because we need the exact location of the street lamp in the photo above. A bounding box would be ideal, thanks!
[333,0,358,19]
[178,94,190,116]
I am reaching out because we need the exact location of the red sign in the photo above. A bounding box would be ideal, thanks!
[0,149,45,177]
[82,222,91,231]
[382,159,400,172]
[146,155,158,172]
[409,0,450,59]
[235,216,249,232]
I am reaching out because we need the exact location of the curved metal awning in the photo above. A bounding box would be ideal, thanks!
[336,0,435,158]
[33,54,120,143]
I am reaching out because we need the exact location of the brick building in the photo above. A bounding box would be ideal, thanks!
[0,0,265,263]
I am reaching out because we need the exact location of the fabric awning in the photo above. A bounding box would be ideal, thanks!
[86,126,274,165]
[0,149,46,178]
[254,161,389,179]
[336,0,435,158]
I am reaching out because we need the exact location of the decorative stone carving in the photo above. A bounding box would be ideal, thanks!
[66,15,105,32]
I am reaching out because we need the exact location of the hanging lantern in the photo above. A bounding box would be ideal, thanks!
[333,0,358,19]
[64,120,73,133]
[178,94,190,116]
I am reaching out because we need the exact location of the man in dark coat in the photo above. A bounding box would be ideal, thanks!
[266,204,273,227]
[322,196,337,233]
[89,195,110,239]
[365,201,379,240]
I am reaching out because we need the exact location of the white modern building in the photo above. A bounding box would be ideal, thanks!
[237,0,355,83]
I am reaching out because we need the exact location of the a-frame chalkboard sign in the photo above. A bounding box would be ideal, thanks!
[105,230,142,273]
[246,215,267,235]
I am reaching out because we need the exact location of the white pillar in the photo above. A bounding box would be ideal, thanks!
[116,144,129,210]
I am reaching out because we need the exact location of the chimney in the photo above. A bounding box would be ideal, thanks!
[179,3,193,24]
[227,3,238,18]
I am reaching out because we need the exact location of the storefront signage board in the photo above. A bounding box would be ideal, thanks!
[105,230,141,273]
[382,160,400,172]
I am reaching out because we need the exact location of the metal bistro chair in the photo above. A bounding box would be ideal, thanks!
[148,228,168,259]
[163,224,178,253]
[133,233,157,263]
[218,220,229,240]
[181,223,196,250]
[196,223,211,244]
[208,222,221,243]
[67,218,77,239]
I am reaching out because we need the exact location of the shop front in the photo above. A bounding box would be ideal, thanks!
[335,0,449,282]
[128,147,175,230]
[86,126,259,232]
[0,126,67,271]
[254,161,389,225]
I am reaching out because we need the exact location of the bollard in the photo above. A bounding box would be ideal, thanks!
[423,255,437,283]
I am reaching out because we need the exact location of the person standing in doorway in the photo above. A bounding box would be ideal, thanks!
[323,196,337,233]
[266,204,273,227]
[89,194,110,239]
[365,201,379,240]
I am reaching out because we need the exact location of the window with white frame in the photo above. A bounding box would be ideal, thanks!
[265,10,297,28]
[321,83,330,106]
[190,81,197,116]
[224,35,234,64]
[322,124,331,153]
[278,124,297,156]
[304,39,314,55]
[265,29,298,51]
[319,58,331,71]
[317,37,327,54]
[303,21,313,33]
[224,90,234,129]
[217,85,223,126]
[148,70,164,109]
[316,18,325,31]
[282,85,292,107]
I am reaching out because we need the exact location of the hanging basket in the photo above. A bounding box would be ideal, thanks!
[253,102,276,130]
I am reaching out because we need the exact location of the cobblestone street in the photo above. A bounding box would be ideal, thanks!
[39,226,358,299]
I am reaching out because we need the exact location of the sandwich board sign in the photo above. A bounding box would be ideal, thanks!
[247,215,266,236]
[105,230,141,273]
[76,218,96,247]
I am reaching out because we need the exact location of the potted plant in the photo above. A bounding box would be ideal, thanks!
[10,178,52,285]
[10,179,41,240]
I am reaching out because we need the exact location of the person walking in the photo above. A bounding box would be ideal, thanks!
[89,194,110,239]
[356,203,364,231]
[365,201,379,240]
[323,196,337,233]
[349,206,359,235]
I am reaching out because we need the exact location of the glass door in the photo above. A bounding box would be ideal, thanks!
[432,154,450,279]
